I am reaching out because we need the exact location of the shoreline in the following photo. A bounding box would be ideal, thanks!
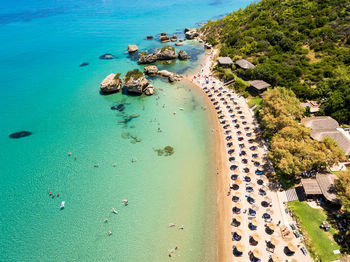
[182,49,233,262]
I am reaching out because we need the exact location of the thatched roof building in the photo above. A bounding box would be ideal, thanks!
[301,116,350,156]
[301,174,339,203]
[248,80,270,94]
[235,59,255,69]
[217,57,233,68]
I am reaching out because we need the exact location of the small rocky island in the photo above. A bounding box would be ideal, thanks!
[123,69,154,95]
[100,69,154,96]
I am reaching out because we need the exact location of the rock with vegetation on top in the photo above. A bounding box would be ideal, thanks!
[178,50,190,60]
[100,73,122,94]
[128,45,138,53]
[138,46,177,64]
[123,69,149,94]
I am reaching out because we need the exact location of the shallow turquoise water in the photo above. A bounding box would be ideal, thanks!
[0,1,250,261]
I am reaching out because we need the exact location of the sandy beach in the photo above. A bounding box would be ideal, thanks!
[185,49,313,262]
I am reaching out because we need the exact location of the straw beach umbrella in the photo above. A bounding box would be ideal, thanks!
[251,218,259,226]
[252,248,262,259]
[236,243,245,252]
[234,228,244,236]
[233,215,243,223]
[267,222,277,231]
[235,179,243,185]
[272,254,282,262]
[233,202,242,209]
[235,192,242,197]
[251,232,261,242]
[264,196,272,203]
[287,242,297,253]
[270,236,279,246]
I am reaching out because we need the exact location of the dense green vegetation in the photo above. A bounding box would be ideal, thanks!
[288,201,341,261]
[259,88,346,186]
[160,45,175,52]
[124,69,144,82]
[114,72,121,80]
[202,0,350,123]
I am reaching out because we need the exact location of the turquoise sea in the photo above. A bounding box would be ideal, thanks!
[0,1,250,261]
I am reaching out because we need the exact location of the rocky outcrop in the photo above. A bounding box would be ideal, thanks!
[100,73,122,94]
[144,66,182,82]
[128,45,138,53]
[146,36,154,40]
[160,35,170,43]
[138,46,177,64]
[144,85,155,96]
[144,65,158,75]
[170,34,178,42]
[184,28,199,40]
[123,70,149,94]
[204,43,212,49]
[175,42,183,46]
[80,62,89,67]
[178,50,190,60]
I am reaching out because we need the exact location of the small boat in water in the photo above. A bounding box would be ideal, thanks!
[60,201,65,209]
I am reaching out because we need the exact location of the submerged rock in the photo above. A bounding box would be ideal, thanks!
[111,104,125,111]
[9,131,32,139]
[99,53,115,60]
[100,73,122,94]
[80,62,89,67]
[175,42,184,46]
[122,132,130,139]
[146,36,154,40]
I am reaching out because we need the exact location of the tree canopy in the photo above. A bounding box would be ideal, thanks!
[202,0,350,123]
[259,87,346,182]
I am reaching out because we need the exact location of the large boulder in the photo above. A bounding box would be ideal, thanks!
[100,73,122,94]
[178,50,190,60]
[144,85,155,96]
[185,28,199,40]
[123,69,149,94]
[157,46,177,60]
[160,35,170,42]
[170,34,178,42]
[144,65,158,75]
[128,45,138,53]
[158,70,172,77]
[138,52,158,64]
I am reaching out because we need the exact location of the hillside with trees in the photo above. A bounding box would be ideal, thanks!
[201,0,350,123]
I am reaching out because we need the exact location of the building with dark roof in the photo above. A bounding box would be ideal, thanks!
[248,80,270,95]
[301,174,340,204]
